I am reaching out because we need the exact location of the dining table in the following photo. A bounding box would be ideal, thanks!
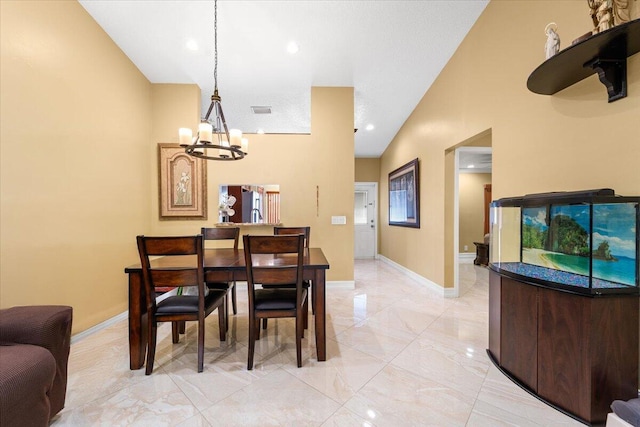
[124,247,330,370]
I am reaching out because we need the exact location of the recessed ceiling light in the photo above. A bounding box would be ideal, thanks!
[185,39,198,51]
[365,124,374,131]
[286,41,299,54]
[256,129,265,134]
[468,164,475,168]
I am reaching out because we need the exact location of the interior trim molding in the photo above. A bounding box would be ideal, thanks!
[71,311,128,344]
[459,253,475,264]
[377,254,451,297]
[327,280,355,290]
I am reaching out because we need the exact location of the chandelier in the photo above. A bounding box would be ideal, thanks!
[179,0,247,161]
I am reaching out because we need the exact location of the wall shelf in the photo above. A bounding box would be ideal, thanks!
[527,18,640,102]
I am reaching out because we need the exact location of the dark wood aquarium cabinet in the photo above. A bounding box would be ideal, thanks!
[487,189,640,426]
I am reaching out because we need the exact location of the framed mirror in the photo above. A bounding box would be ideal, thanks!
[219,184,280,224]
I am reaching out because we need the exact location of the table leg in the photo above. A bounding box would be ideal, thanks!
[128,272,146,370]
[314,269,326,361]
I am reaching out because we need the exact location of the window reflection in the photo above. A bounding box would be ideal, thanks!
[354,191,368,225]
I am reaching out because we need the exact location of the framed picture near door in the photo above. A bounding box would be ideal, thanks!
[158,143,207,220]
[388,158,420,228]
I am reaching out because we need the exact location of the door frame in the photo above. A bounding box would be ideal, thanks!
[354,182,378,259]
[453,146,492,296]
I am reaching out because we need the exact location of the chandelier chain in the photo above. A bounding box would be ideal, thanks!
[214,0,218,92]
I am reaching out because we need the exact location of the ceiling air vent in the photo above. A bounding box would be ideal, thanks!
[251,106,272,114]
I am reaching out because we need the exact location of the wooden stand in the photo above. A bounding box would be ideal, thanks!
[488,269,639,426]
[473,242,489,266]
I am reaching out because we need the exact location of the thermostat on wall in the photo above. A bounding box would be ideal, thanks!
[331,216,347,225]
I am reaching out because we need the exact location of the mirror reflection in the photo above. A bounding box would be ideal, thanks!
[219,185,280,224]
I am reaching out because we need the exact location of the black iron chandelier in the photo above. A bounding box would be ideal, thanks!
[179,0,247,161]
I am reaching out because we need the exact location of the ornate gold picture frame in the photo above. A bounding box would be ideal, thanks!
[158,143,207,220]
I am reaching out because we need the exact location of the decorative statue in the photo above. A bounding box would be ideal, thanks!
[588,0,630,34]
[545,23,560,59]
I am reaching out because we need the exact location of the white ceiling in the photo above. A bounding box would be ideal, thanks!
[79,0,488,158]
[459,149,492,173]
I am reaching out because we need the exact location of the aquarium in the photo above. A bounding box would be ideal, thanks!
[490,189,639,295]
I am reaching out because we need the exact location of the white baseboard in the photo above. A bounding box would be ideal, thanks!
[378,254,450,297]
[459,253,475,264]
[71,310,128,344]
[327,280,355,290]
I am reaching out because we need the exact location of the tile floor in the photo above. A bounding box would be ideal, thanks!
[51,260,583,426]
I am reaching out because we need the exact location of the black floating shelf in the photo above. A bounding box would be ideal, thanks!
[527,18,640,102]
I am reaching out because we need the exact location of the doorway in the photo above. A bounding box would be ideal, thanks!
[454,146,492,295]
[354,182,377,258]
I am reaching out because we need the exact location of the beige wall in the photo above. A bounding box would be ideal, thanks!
[1,0,153,333]
[459,173,491,252]
[146,86,356,282]
[380,1,640,288]
[1,1,355,333]
[355,158,380,182]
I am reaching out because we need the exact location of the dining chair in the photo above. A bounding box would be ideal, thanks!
[243,234,307,370]
[201,227,240,315]
[136,235,227,375]
[260,226,313,331]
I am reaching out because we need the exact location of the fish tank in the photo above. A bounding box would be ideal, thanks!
[490,189,639,295]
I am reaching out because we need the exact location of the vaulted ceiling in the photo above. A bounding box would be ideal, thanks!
[80,0,488,157]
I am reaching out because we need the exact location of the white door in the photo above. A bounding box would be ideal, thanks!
[354,183,377,258]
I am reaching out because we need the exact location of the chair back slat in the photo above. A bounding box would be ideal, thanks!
[139,235,201,256]
[251,266,299,286]
[273,226,310,248]
[149,269,199,288]
[201,227,239,249]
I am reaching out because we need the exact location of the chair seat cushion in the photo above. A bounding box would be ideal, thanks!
[261,280,310,289]
[157,290,225,314]
[254,288,307,311]
[0,344,56,427]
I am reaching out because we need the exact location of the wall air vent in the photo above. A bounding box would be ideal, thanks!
[251,106,272,114]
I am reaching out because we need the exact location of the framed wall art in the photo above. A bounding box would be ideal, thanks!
[158,143,207,220]
[388,158,420,228]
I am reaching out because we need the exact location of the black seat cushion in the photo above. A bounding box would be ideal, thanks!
[261,280,310,289]
[157,290,225,314]
[254,288,307,311]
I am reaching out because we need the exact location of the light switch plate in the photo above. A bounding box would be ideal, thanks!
[331,215,347,225]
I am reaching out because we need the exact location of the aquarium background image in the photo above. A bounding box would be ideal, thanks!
[521,203,637,287]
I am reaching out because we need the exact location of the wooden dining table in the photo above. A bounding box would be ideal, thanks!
[124,247,330,370]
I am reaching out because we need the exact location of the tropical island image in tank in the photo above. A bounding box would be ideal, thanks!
[522,203,637,287]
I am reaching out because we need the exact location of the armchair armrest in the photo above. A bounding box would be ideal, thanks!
[0,305,73,415]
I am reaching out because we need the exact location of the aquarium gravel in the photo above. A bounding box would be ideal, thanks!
[494,262,629,289]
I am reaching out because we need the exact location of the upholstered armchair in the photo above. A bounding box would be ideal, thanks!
[0,305,73,426]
